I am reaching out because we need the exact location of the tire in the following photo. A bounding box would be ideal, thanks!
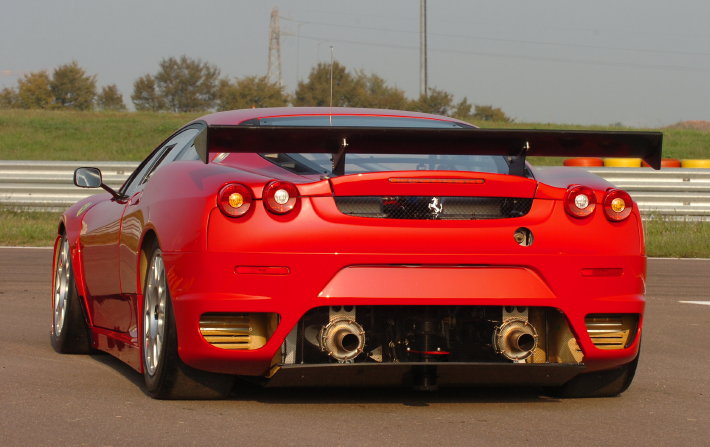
[546,353,639,398]
[50,234,92,354]
[142,243,234,399]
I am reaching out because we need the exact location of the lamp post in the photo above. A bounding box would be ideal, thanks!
[420,0,428,97]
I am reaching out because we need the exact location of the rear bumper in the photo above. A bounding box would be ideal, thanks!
[163,250,645,378]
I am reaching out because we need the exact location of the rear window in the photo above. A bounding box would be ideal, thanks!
[256,115,508,176]
[263,152,507,176]
[257,115,465,128]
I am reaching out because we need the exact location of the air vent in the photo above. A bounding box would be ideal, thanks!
[585,314,638,350]
[199,313,277,350]
[335,196,533,220]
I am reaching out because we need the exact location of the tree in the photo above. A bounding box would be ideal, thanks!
[472,104,512,122]
[0,87,19,109]
[293,61,362,107]
[96,84,126,111]
[217,75,289,110]
[50,61,97,110]
[153,56,220,112]
[131,75,165,111]
[16,71,53,109]
[351,72,408,110]
[408,87,454,115]
[453,97,473,120]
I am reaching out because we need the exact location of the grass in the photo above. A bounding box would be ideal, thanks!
[0,110,709,162]
[0,110,200,161]
[644,218,710,258]
[2,207,708,258]
[0,209,61,246]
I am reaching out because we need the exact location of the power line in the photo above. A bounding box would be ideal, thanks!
[285,9,710,42]
[286,33,710,74]
[280,16,710,58]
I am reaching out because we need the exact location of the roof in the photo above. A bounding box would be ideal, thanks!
[192,107,469,126]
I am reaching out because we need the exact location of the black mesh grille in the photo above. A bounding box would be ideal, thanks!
[335,196,533,220]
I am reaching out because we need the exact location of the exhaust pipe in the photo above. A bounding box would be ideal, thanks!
[493,318,538,361]
[315,318,365,362]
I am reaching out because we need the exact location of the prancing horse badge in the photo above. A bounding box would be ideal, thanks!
[428,197,443,218]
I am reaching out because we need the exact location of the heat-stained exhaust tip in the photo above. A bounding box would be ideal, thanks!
[318,318,365,362]
[493,318,538,361]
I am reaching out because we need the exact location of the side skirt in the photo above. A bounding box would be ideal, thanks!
[92,327,142,372]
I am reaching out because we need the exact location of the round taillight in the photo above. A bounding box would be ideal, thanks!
[217,183,253,217]
[565,185,596,218]
[263,181,299,214]
[603,189,633,221]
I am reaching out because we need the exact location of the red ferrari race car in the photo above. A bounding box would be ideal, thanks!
[51,108,662,399]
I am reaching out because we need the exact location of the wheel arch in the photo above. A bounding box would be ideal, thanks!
[138,229,160,295]
[54,215,93,331]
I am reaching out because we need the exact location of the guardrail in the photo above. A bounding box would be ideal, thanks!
[1,161,710,220]
[586,167,710,220]
[0,160,138,213]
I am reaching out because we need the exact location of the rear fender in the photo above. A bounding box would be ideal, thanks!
[531,166,616,191]
[57,195,106,328]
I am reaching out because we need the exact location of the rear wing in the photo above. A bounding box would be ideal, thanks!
[195,125,663,174]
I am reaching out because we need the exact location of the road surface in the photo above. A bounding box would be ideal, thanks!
[1,248,708,446]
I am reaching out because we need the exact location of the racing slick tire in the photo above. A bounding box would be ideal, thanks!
[50,234,92,354]
[142,243,234,399]
[546,353,639,398]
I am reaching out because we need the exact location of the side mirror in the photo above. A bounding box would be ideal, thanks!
[73,167,125,201]
[74,167,103,188]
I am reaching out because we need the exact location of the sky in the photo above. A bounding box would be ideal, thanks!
[2,0,710,127]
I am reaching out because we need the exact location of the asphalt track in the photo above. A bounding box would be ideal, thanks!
[1,247,708,446]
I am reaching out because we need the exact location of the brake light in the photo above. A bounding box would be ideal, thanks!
[217,183,253,217]
[603,189,633,221]
[263,181,299,214]
[565,185,596,218]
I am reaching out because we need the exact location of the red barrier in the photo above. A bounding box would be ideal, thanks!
[563,157,604,167]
